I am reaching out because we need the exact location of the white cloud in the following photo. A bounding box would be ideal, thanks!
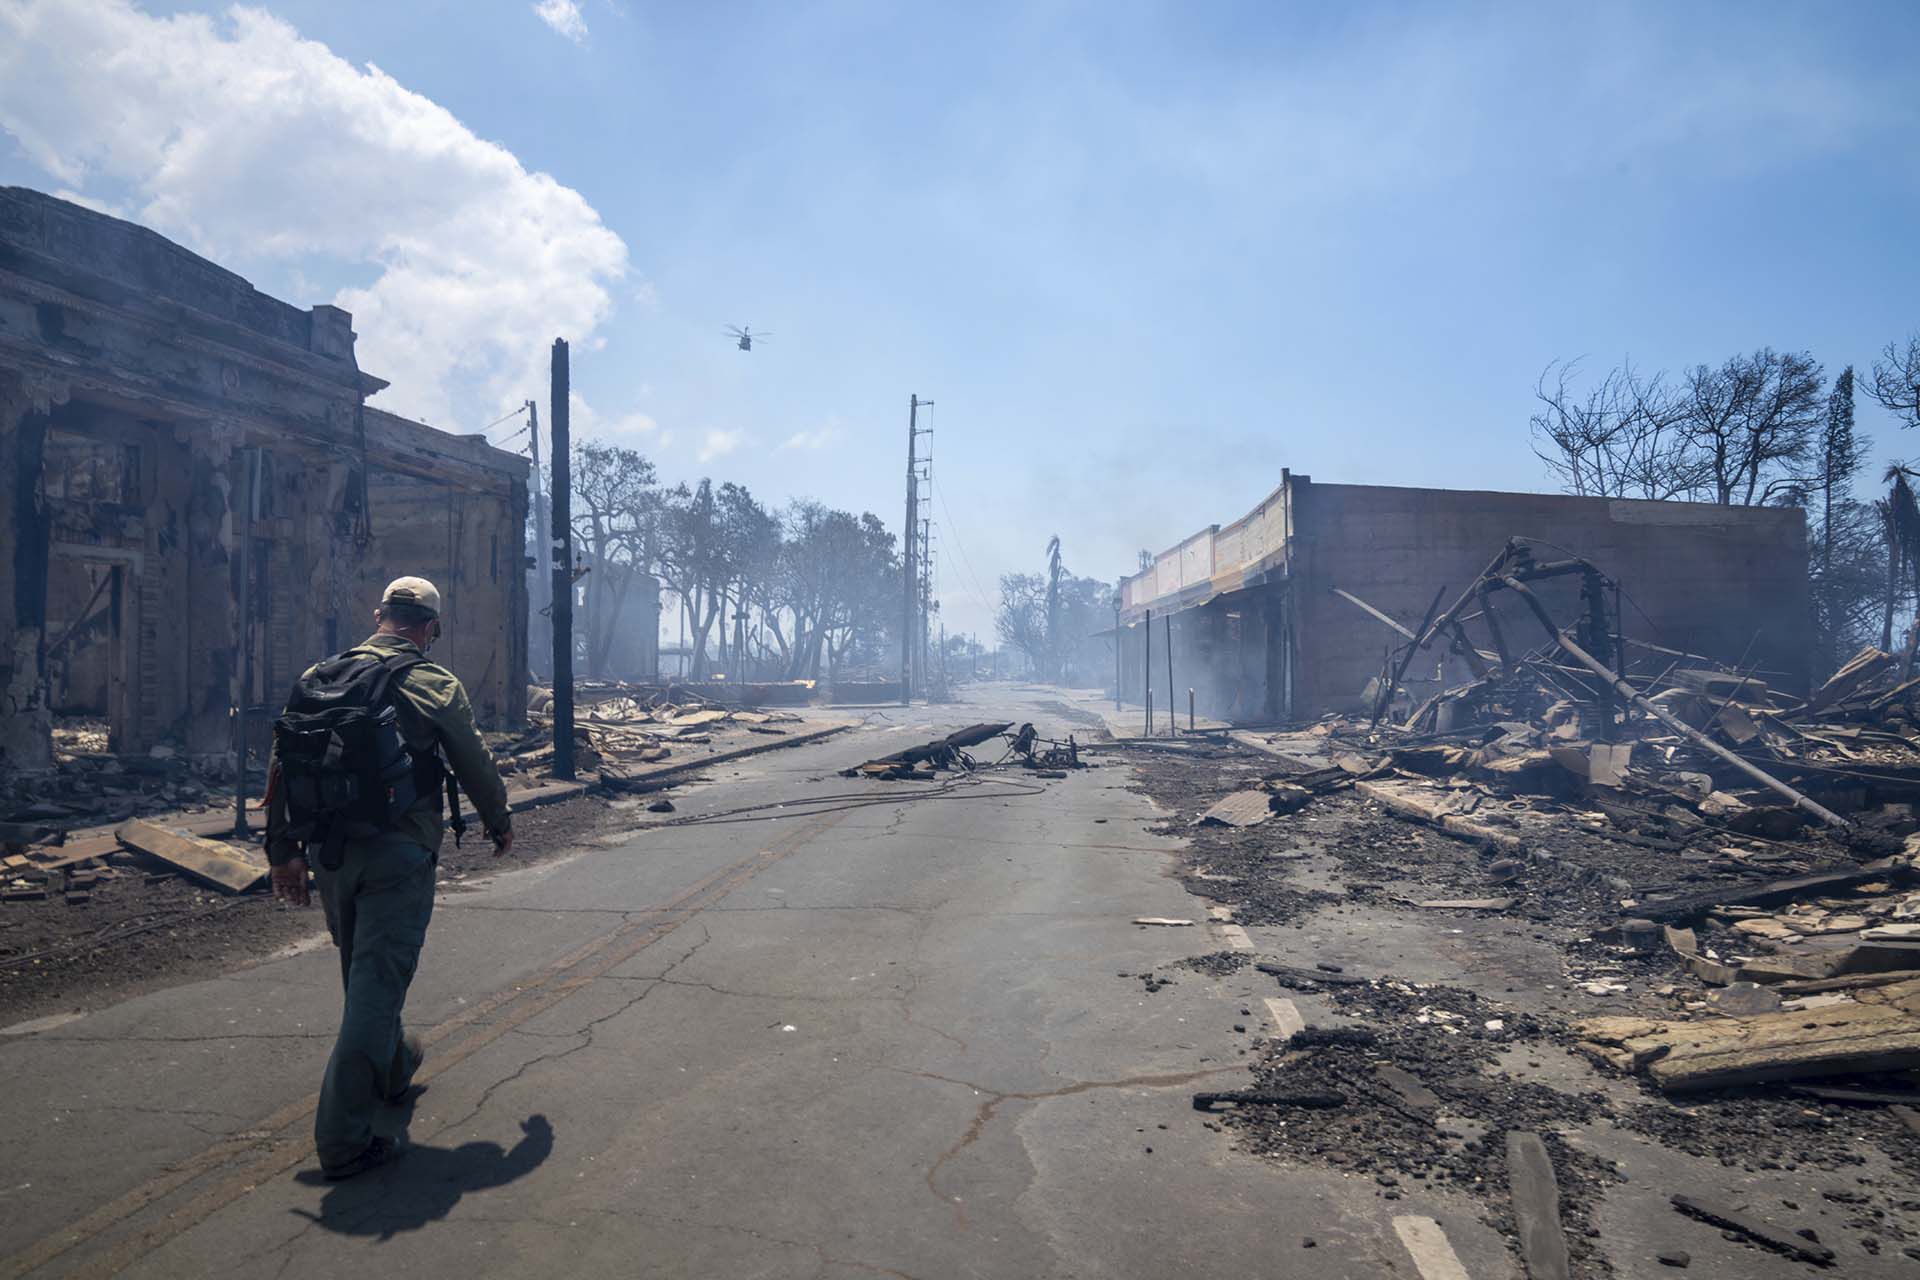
[696,428,744,463]
[779,426,842,451]
[569,391,661,444]
[0,0,627,429]
[532,0,587,44]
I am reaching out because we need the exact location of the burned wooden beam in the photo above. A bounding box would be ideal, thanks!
[1634,862,1910,923]
[1506,1132,1571,1280]
[115,819,266,893]
[1191,1089,1345,1112]
[1670,1196,1835,1267]
[1496,574,1852,830]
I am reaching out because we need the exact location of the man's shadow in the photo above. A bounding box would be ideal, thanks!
[292,1095,553,1240]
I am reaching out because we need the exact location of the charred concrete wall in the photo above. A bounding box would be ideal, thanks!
[1287,480,1810,716]
[0,187,528,779]
[1116,474,1811,725]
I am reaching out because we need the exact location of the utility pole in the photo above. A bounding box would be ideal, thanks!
[901,394,930,703]
[233,446,261,836]
[526,399,551,679]
[550,339,575,781]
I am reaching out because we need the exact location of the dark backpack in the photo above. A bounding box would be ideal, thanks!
[273,651,433,868]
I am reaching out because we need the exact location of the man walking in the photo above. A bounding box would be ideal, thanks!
[267,576,513,1180]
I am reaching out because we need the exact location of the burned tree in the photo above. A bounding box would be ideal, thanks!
[1532,350,1826,508]
[1530,358,1694,499]
[1869,332,1920,430]
[1678,348,1825,507]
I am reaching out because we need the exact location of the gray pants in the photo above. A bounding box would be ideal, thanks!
[314,831,436,1169]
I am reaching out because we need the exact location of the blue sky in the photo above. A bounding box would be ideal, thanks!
[3,1,1918,639]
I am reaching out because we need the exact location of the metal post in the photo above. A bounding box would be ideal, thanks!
[1114,599,1122,710]
[1189,688,1195,732]
[901,396,919,704]
[550,339,575,781]
[1165,613,1175,737]
[1144,607,1152,736]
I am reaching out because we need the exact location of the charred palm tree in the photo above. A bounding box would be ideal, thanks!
[1884,467,1920,668]
[1878,497,1901,652]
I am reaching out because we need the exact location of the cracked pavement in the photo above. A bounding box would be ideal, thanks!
[0,688,1519,1279]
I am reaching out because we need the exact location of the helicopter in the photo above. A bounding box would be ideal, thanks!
[724,324,768,352]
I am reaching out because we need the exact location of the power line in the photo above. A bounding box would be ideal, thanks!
[920,404,998,621]
[935,481,996,618]
[481,403,529,434]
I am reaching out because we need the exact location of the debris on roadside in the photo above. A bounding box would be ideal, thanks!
[114,819,266,894]
[1105,533,1920,1270]
[841,722,1094,780]
[1669,1195,1837,1267]
[1574,976,1920,1091]
[502,685,804,780]
[1505,1131,1572,1280]
[1191,1089,1346,1112]
[842,723,1014,779]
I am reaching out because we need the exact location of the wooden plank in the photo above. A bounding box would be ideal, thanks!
[1637,863,1907,923]
[1506,1132,1571,1280]
[1775,969,1920,996]
[1790,1084,1920,1105]
[115,820,265,893]
[1417,898,1514,911]
[1833,941,1920,976]
[1670,1195,1835,1266]
[1578,997,1920,1092]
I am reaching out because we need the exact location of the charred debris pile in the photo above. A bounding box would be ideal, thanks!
[843,722,1088,781]
[504,681,804,782]
[1237,539,1920,1095]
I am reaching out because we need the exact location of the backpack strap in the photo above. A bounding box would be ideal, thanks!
[446,771,467,847]
[379,651,467,844]
[365,651,425,709]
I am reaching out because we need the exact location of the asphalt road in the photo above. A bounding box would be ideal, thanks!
[0,689,1517,1279]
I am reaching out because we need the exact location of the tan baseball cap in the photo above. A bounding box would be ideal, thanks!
[380,576,442,617]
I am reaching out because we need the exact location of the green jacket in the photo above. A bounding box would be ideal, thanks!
[267,632,510,864]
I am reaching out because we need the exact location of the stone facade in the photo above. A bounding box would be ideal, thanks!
[0,187,528,778]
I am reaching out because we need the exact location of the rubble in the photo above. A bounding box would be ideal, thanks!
[115,820,266,894]
[841,722,1094,780]
[1506,1131,1572,1280]
[1108,534,1920,1267]
[1574,977,1920,1091]
[506,684,805,781]
[1670,1196,1837,1267]
[843,723,1014,779]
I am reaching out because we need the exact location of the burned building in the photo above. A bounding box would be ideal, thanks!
[0,187,529,782]
[1116,471,1810,725]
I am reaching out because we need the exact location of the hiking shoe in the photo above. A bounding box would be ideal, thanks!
[321,1134,406,1181]
[385,1033,424,1104]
